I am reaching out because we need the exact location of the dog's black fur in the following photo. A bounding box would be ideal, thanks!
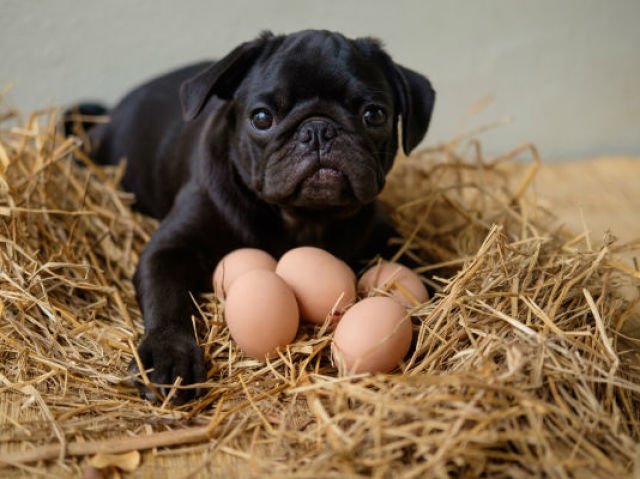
[76,30,435,402]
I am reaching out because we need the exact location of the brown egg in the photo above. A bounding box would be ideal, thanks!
[358,261,429,308]
[82,465,104,479]
[224,270,299,360]
[276,247,356,324]
[332,296,412,374]
[213,248,277,297]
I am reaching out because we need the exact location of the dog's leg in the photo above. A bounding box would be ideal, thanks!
[128,184,220,403]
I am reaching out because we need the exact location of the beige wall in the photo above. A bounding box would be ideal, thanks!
[1,0,639,160]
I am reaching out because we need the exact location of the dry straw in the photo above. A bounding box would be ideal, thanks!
[0,100,639,478]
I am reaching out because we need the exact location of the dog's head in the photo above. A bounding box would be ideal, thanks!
[180,30,435,218]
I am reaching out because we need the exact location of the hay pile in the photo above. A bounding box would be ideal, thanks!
[1,103,639,478]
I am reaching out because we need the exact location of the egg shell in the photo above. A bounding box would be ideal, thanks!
[213,248,277,297]
[358,261,429,308]
[332,296,412,374]
[276,246,356,324]
[224,269,299,360]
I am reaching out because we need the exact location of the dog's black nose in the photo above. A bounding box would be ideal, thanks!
[298,121,336,150]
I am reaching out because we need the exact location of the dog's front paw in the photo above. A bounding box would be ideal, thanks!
[127,330,206,403]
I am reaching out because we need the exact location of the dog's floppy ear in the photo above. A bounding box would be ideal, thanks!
[392,64,436,154]
[355,37,435,154]
[180,32,273,121]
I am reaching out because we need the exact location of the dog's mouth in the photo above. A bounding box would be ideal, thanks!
[302,167,347,189]
[289,166,354,208]
[261,148,383,209]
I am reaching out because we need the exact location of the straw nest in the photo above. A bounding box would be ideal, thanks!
[1,100,639,478]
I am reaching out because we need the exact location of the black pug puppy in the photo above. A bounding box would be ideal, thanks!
[80,29,435,402]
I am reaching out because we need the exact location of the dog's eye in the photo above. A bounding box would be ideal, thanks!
[363,106,387,127]
[251,109,274,130]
